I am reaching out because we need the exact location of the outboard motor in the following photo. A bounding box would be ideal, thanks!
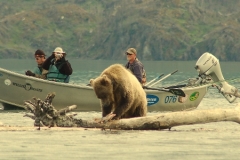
[195,52,238,103]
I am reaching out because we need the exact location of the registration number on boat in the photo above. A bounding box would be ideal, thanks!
[164,95,177,103]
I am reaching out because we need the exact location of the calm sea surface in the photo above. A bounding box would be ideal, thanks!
[0,59,240,160]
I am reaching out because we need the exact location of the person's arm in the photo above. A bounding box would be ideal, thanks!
[58,58,73,75]
[33,67,41,75]
[35,69,48,79]
[125,62,129,69]
[25,66,40,77]
[133,64,143,83]
[59,61,72,75]
[42,54,55,70]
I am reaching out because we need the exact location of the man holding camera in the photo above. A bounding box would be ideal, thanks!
[42,47,73,83]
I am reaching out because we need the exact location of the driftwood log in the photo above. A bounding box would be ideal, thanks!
[23,93,240,130]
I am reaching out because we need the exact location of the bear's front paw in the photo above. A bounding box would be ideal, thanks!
[94,112,116,123]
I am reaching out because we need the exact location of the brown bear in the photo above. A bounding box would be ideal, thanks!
[90,64,147,120]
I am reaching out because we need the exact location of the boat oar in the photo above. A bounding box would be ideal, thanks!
[145,74,164,87]
[143,86,186,97]
[148,70,178,87]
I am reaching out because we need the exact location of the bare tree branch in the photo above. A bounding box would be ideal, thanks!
[23,93,240,130]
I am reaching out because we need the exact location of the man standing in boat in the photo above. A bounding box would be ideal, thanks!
[42,47,73,83]
[25,49,47,79]
[125,48,146,85]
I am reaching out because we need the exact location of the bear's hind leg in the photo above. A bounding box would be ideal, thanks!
[132,104,147,117]
[112,98,132,119]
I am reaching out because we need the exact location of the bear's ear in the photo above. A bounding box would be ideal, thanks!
[89,79,94,86]
[100,75,109,86]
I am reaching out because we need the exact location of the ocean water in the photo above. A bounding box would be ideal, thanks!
[0,59,240,160]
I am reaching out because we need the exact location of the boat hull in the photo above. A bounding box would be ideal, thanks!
[0,67,208,112]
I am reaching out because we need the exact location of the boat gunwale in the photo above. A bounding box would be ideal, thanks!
[0,67,92,90]
[0,67,209,92]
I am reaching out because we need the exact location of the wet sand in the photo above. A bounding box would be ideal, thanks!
[1,98,240,160]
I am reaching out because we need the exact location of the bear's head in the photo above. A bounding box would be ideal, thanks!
[90,74,113,99]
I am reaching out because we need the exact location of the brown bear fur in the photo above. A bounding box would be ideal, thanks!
[90,64,147,120]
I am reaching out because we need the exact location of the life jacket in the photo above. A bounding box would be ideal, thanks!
[33,66,43,75]
[47,60,70,83]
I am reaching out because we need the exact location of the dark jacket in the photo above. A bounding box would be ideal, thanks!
[125,58,144,83]
[42,54,72,75]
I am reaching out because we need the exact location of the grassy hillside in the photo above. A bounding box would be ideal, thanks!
[1,0,240,61]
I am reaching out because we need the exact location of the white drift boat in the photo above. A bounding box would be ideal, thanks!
[0,52,238,112]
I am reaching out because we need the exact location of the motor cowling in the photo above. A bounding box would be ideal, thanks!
[195,52,238,103]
